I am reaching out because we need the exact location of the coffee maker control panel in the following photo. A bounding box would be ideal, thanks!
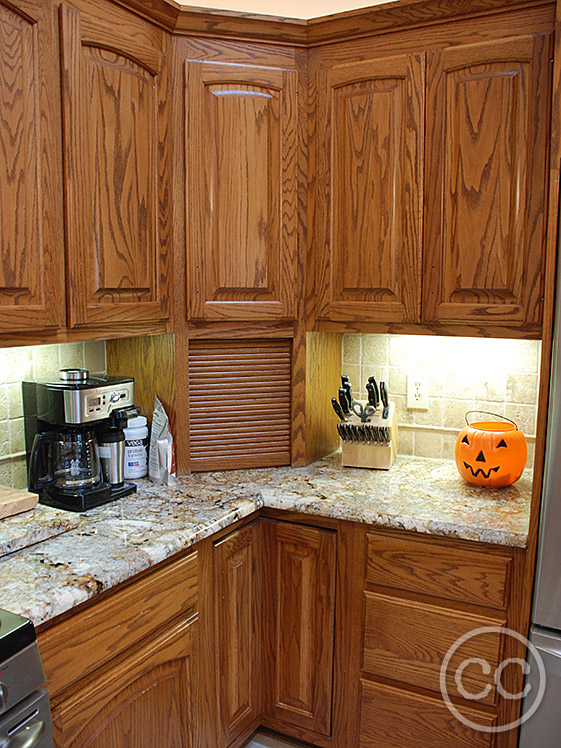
[63,381,135,424]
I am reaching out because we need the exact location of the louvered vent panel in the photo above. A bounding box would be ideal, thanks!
[189,339,292,471]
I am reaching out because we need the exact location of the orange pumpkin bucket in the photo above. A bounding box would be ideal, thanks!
[455,411,527,488]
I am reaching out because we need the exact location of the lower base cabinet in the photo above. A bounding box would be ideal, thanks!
[37,552,199,748]
[261,519,336,744]
[51,619,195,748]
[36,516,527,748]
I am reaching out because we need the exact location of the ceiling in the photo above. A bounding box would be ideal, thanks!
[175,0,399,20]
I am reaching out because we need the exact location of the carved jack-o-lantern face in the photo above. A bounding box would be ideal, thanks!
[455,422,527,488]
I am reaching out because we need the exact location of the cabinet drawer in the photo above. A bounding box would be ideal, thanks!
[360,679,494,748]
[39,551,198,697]
[366,531,511,609]
[363,592,505,705]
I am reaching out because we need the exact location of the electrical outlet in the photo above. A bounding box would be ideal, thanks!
[407,373,429,410]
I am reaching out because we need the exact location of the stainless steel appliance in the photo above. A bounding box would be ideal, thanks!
[23,369,138,512]
[519,249,561,745]
[0,609,53,748]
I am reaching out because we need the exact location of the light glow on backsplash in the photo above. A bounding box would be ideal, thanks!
[342,334,540,466]
[0,341,106,489]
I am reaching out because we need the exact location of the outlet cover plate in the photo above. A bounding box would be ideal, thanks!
[407,373,429,410]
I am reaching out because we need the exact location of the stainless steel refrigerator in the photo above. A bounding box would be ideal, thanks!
[519,253,561,746]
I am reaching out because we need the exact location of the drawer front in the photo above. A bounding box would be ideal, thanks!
[39,551,198,697]
[363,592,505,705]
[360,679,495,748]
[366,531,511,609]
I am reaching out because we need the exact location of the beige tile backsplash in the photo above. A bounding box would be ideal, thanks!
[0,341,106,489]
[342,334,540,467]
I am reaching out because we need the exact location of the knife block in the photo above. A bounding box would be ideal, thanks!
[340,401,398,470]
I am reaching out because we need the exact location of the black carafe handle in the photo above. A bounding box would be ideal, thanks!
[28,432,55,491]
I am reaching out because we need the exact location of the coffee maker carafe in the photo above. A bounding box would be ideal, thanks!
[23,369,138,512]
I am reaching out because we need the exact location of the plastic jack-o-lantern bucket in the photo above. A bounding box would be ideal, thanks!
[455,411,527,488]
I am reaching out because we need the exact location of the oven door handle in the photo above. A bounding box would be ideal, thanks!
[3,720,45,748]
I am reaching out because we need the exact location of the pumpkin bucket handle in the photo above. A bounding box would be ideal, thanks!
[465,410,519,430]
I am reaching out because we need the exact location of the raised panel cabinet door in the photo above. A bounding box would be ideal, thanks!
[424,34,552,327]
[262,519,336,737]
[185,60,298,320]
[60,5,171,328]
[214,522,262,746]
[315,53,424,323]
[0,0,65,331]
[50,618,195,748]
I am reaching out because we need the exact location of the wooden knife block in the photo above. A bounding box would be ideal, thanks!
[341,401,398,470]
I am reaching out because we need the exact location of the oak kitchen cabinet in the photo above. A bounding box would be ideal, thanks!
[261,518,336,745]
[313,32,552,333]
[0,0,172,342]
[60,0,172,331]
[337,524,528,748]
[35,511,530,748]
[38,552,198,748]
[0,0,66,334]
[184,59,299,322]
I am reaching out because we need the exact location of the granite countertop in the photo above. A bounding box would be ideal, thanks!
[0,453,532,627]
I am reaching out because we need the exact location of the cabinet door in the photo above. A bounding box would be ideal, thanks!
[424,34,552,327]
[185,60,298,321]
[60,4,171,328]
[262,519,336,738]
[214,522,262,746]
[50,618,195,748]
[315,54,424,323]
[0,0,65,332]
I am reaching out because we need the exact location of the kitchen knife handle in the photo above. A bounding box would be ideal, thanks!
[366,382,377,407]
[368,377,380,406]
[380,381,388,407]
[338,387,350,415]
[332,397,346,421]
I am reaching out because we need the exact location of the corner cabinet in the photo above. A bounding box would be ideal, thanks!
[261,519,336,743]
[59,3,172,329]
[0,0,66,333]
[315,53,424,324]
[185,60,298,321]
[423,34,552,327]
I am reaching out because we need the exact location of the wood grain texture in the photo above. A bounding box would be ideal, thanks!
[50,617,195,748]
[365,530,512,609]
[106,334,175,433]
[214,522,262,747]
[188,339,292,470]
[303,332,341,464]
[186,59,298,321]
[315,53,424,323]
[38,552,197,699]
[60,2,171,328]
[423,32,552,327]
[363,591,505,705]
[308,0,554,46]
[0,0,66,332]
[262,519,336,739]
[0,484,37,517]
[359,678,495,748]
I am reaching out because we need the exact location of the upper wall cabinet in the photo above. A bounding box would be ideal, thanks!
[185,61,298,321]
[60,3,171,329]
[315,54,424,324]
[0,0,65,333]
[423,34,552,327]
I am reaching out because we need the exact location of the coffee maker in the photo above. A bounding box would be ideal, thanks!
[22,369,139,512]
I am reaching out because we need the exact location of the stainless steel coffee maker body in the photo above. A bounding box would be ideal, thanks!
[23,369,138,512]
